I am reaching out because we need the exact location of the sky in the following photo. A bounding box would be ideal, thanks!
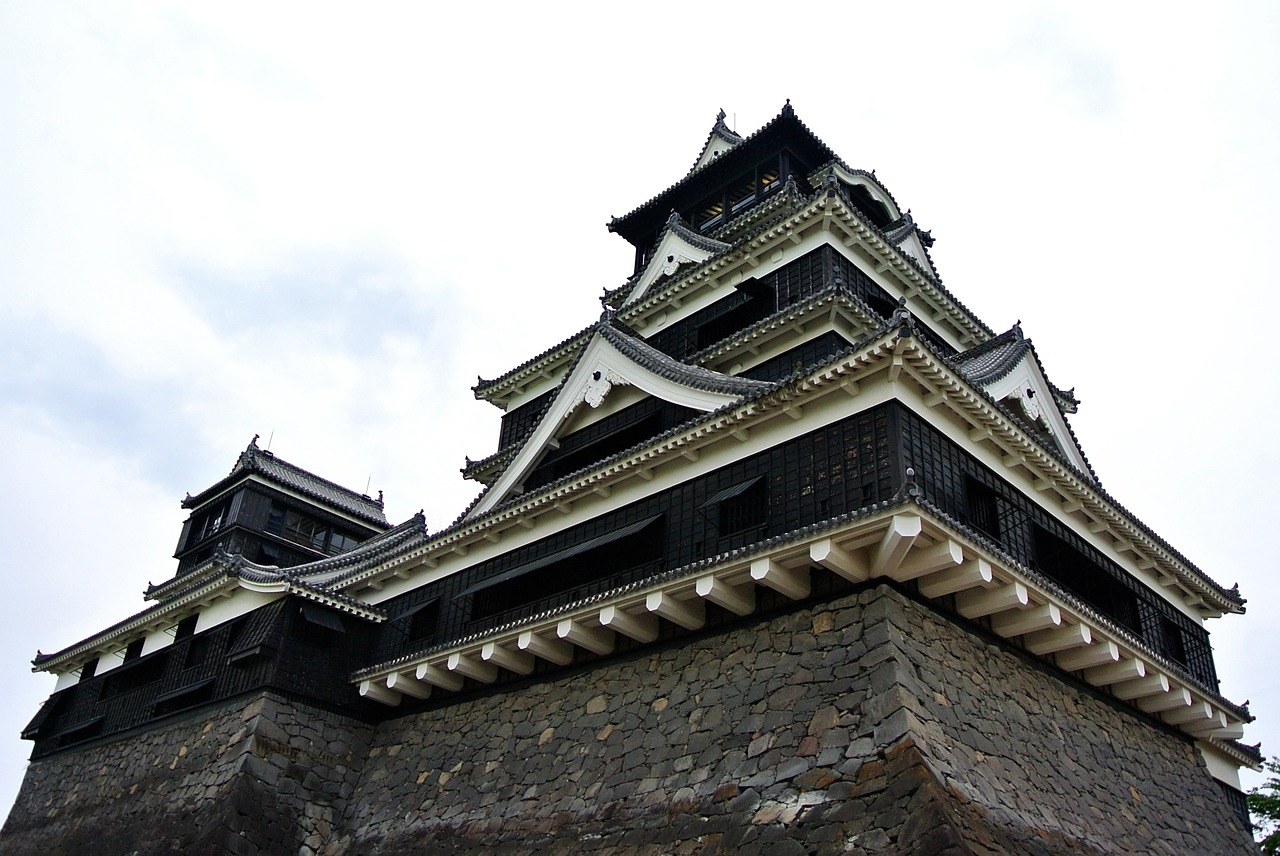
[2,0,1278,824]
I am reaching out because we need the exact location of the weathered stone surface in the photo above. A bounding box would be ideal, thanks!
[0,694,374,856]
[1,586,1256,854]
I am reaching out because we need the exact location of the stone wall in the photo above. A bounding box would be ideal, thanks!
[2,585,1257,855]
[0,693,374,856]
[324,585,1255,855]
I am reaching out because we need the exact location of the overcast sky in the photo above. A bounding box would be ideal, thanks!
[2,1,1278,822]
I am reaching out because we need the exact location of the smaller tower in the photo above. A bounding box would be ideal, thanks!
[170,436,390,577]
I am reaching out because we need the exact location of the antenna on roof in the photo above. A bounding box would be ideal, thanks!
[365,475,372,496]
[732,113,736,133]
[266,430,274,451]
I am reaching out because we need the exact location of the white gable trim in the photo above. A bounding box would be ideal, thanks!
[693,135,738,172]
[813,163,902,221]
[629,225,726,306]
[971,352,1089,475]
[466,332,750,520]
[894,231,936,280]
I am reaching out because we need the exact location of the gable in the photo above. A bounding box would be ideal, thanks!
[690,109,744,174]
[624,212,731,307]
[951,334,1089,475]
[465,325,770,520]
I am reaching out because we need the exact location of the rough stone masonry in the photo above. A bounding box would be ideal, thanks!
[0,584,1256,854]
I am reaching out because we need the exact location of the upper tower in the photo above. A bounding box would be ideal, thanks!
[170,436,390,577]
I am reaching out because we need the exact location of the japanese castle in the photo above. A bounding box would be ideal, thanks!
[3,105,1260,854]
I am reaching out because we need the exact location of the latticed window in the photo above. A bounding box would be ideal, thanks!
[712,477,768,536]
[964,477,1002,541]
[266,504,360,555]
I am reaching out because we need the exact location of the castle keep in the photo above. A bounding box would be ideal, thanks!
[1,106,1260,854]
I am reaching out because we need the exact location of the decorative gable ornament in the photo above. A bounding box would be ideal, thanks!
[583,368,625,409]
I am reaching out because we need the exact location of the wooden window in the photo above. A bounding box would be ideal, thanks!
[964,477,1002,541]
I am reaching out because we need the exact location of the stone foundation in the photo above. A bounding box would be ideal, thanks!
[2,585,1256,854]
[0,694,373,856]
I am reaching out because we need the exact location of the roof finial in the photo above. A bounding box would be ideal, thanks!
[250,434,260,448]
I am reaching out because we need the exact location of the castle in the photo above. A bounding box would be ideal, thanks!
[1,105,1260,854]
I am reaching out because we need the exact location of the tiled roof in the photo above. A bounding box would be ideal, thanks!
[664,210,734,254]
[598,321,772,397]
[473,325,593,401]
[455,318,772,524]
[277,514,429,582]
[609,101,843,240]
[183,438,389,528]
[687,109,745,175]
[949,324,1033,386]
[949,323,1078,414]
[605,212,733,309]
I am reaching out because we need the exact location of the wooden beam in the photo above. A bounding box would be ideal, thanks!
[386,672,431,700]
[518,630,574,666]
[1024,623,1091,655]
[809,539,869,582]
[1112,673,1170,701]
[1056,641,1120,672]
[955,582,1028,619]
[991,604,1061,638]
[447,652,497,684]
[1083,658,1146,686]
[695,575,755,616]
[481,641,534,676]
[1204,722,1246,741]
[917,559,993,599]
[890,538,962,582]
[1137,688,1193,713]
[415,662,464,692]
[842,380,861,397]
[1163,702,1215,726]
[557,618,614,655]
[599,605,659,643]
[645,592,705,631]
[750,558,810,600]
[358,679,400,706]
[870,514,923,577]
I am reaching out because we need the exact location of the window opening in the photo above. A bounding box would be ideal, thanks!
[704,477,768,536]
[964,477,1002,541]
[467,516,665,621]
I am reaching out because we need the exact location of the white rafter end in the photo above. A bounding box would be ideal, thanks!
[646,591,705,631]
[696,575,755,616]
[750,558,810,600]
